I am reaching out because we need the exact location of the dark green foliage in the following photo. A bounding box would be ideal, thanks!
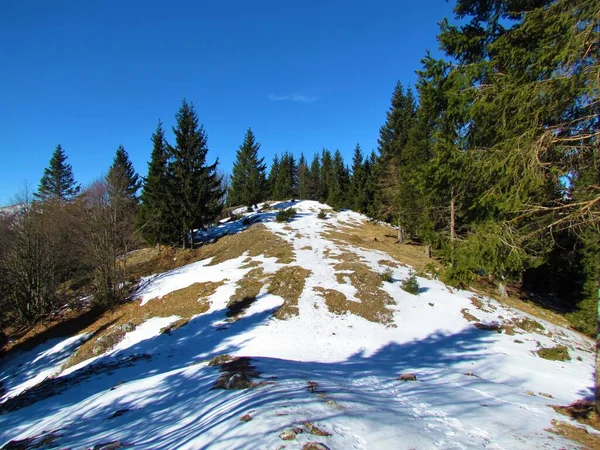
[317,210,327,220]
[107,145,141,204]
[271,152,297,200]
[35,145,81,202]
[139,121,170,246]
[536,345,571,362]
[401,271,420,295]
[167,99,224,248]
[297,153,310,200]
[375,82,417,223]
[381,269,394,283]
[327,150,350,210]
[275,207,296,223]
[307,153,321,201]
[319,149,333,204]
[228,128,267,208]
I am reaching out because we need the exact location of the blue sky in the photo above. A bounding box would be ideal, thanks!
[0,0,455,206]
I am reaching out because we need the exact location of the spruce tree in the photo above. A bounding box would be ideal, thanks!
[35,145,81,202]
[272,152,297,200]
[267,155,280,200]
[107,145,141,204]
[139,121,171,246]
[307,153,321,201]
[168,99,224,248]
[350,144,367,213]
[297,153,310,200]
[375,82,417,223]
[228,128,267,209]
[319,149,333,204]
[327,150,350,210]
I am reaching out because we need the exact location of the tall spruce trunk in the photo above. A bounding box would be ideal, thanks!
[450,188,456,241]
[397,218,404,244]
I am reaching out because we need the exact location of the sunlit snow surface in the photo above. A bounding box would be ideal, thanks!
[0,201,595,449]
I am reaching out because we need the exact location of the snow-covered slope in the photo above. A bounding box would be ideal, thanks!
[0,201,596,449]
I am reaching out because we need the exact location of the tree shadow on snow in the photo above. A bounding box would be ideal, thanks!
[0,314,533,449]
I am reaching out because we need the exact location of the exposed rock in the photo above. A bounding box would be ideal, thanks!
[240,414,253,422]
[397,373,417,381]
[302,443,331,450]
[93,441,127,450]
[212,357,261,390]
[280,428,300,440]
[122,322,135,333]
[474,322,503,332]
[303,422,330,436]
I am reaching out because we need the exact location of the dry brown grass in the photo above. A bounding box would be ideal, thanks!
[329,260,395,324]
[323,222,434,271]
[547,419,600,449]
[461,309,479,322]
[314,285,394,325]
[65,281,221,368]
[126,224,294,281]
[552,400,600,431]
[270,266,312,319]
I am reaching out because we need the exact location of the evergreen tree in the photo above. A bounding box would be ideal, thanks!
[107,145,141,204]
[35,145,81,202]
[272,152,297,200]
[307,153,321,201]
[139,121,170,247]
[375,82,416,222]
[228,128,267,208]
[167,99,224,248]
[363,151,379,218]
[297,153,310,200]
[327,150,350,209]
[319,149,333,204]
[350,144,367,213]
[267,155,280,199]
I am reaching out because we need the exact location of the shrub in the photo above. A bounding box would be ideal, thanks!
[317,210,327,220]
[536,345,571,361]
[401,271,420,295]
[276,208,296,223]
[381,269,394,283]
[241,217,251,226]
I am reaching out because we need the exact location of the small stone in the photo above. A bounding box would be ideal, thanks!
[538,392,554,398]
[279,429,298,441]
[122,322,135,332]
[304,422,330,436]
[398,373,417,381]
[302,443,331,450]
[240,414,253,422]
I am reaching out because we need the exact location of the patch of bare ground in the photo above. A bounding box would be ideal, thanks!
[226,268,266,319]
[322,260,395,324]
[314,286,394,326]
[270,266,312,319]
[547,418,600,450]
[211,356,270,390]
[323,222,435,271]
[127,224,294,281]
[552,400,600,431]
[461,309,479,322]
[65,281,222,368]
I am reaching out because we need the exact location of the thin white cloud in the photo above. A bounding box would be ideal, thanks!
[268,93,319,103]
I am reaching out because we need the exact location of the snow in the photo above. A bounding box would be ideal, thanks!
[0,200,596,449]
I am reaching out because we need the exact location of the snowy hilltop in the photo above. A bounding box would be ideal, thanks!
[0,200,596,449]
